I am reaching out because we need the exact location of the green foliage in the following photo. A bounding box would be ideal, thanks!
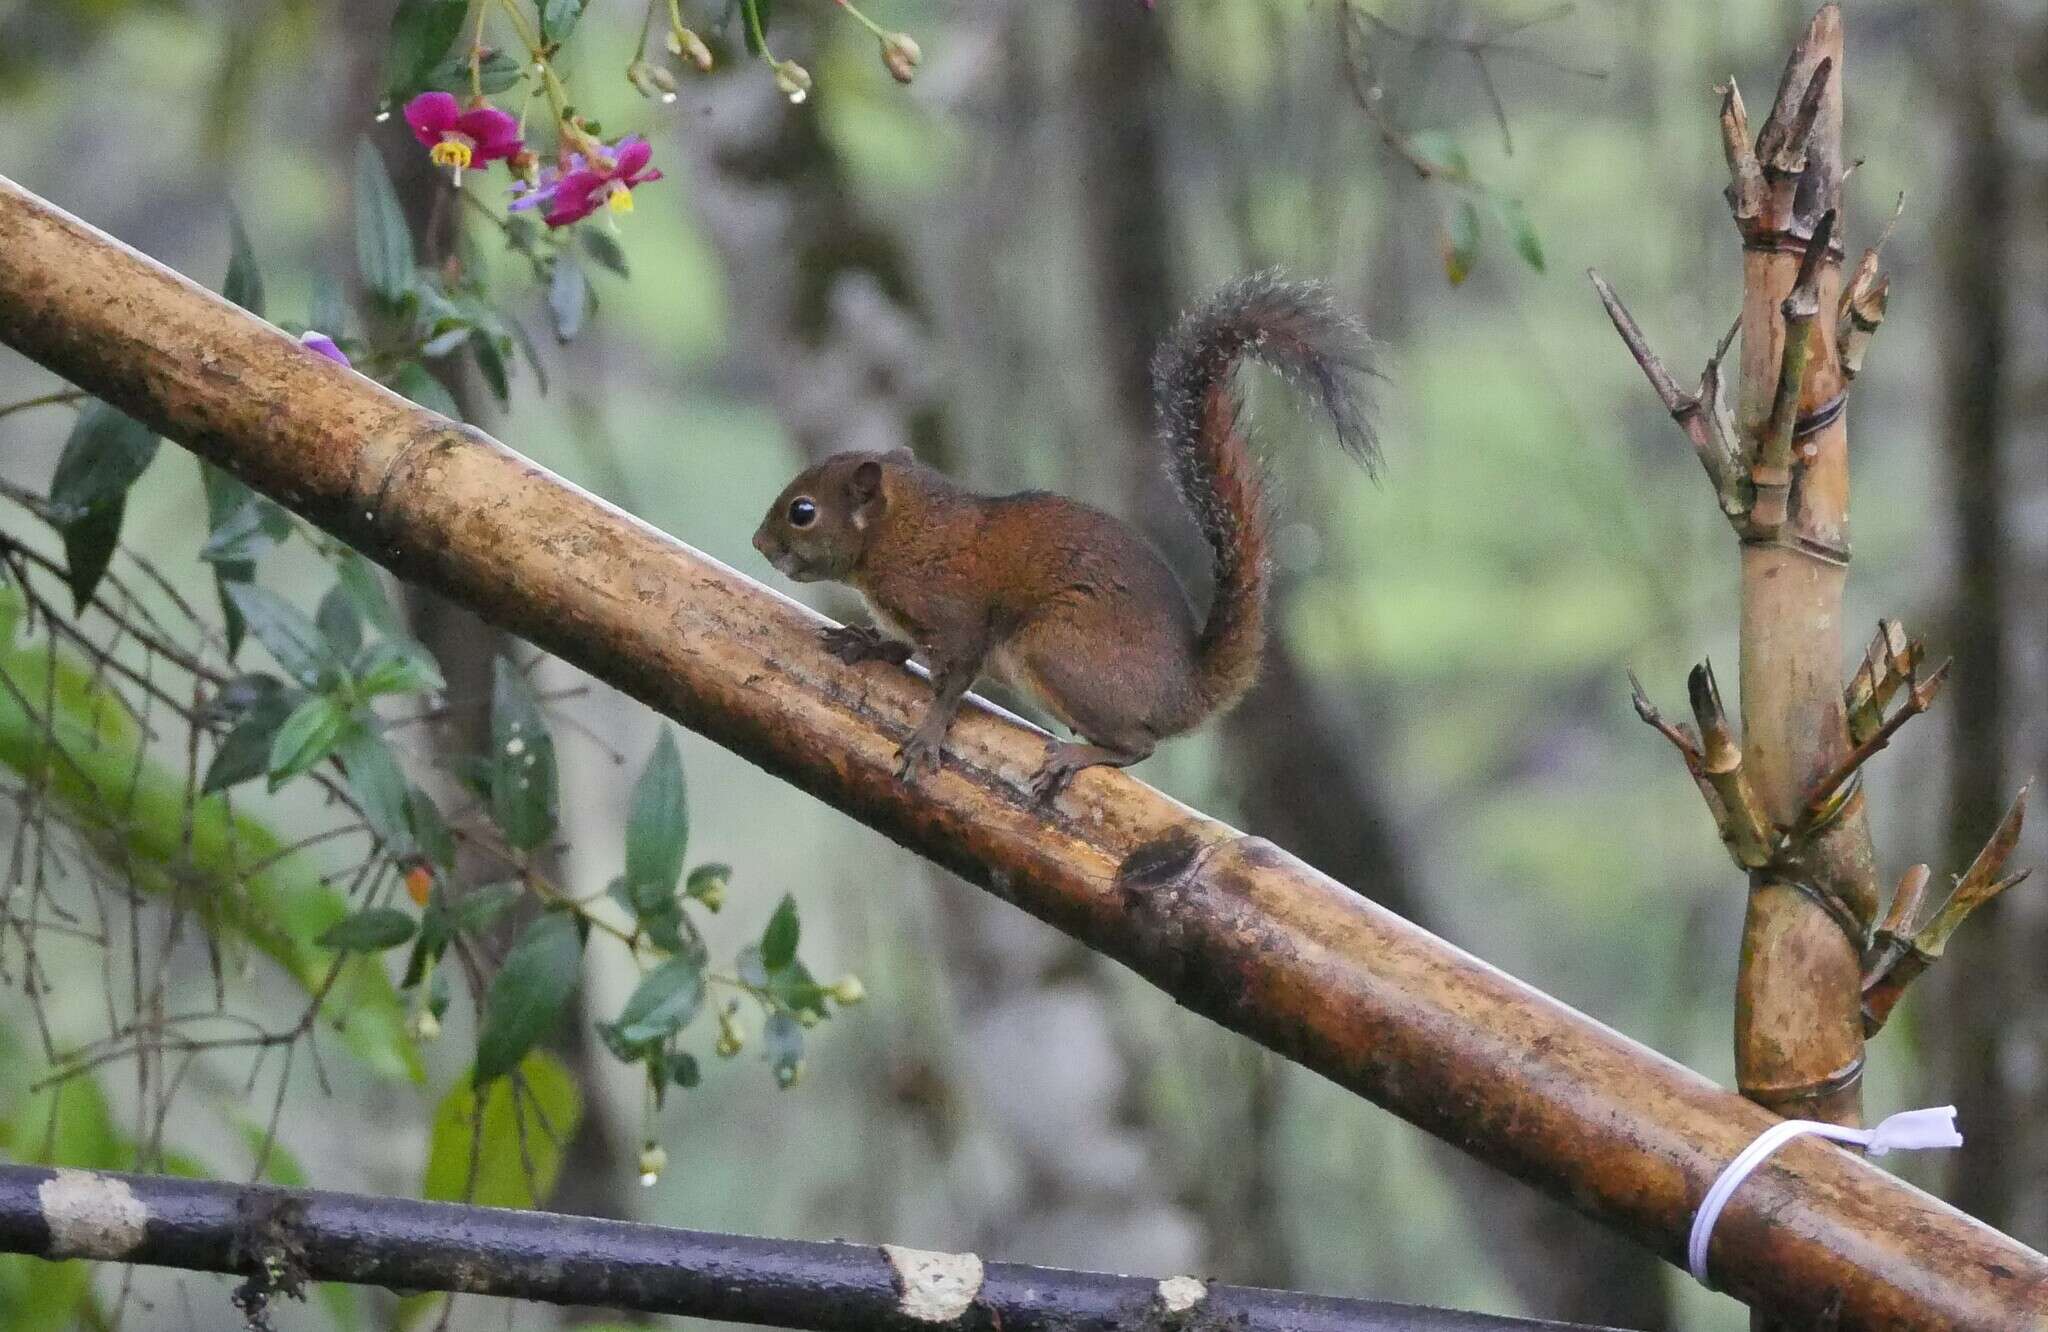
[319,906,419,952]
[355,138,417,307]
[384,0,468,102]
[0,589,421,1083]
[488,657,558,852]
[423,1050,583,1208]
[47,403,159,609]
[473,912,583,1085]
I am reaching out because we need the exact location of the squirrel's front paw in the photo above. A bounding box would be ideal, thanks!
[894,728,946,783]
[822,624,913,666]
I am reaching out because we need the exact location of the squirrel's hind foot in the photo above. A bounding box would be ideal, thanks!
[1028,740,1151,805]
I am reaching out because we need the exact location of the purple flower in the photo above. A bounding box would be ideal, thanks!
[507,153,586,214]
[403,92,523,182]
[543,137,663,228]
[300,331,350,368]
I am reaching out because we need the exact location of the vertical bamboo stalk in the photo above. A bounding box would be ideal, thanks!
[1732,1,1872,1141]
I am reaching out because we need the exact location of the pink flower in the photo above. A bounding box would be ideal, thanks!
[300,331,350,367]
[403,92,523,183]
[507,154,585,214]
[543,137,663,228]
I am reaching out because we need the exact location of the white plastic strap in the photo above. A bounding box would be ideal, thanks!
[1687,1105,1962,1286]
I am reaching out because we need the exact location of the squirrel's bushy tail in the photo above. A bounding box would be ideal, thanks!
[1150,271,1377,725]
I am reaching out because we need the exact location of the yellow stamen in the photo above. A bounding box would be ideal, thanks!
[429,138,474,172]
[607,186,635,214]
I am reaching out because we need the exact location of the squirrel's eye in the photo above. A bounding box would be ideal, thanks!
[787,497,818,528]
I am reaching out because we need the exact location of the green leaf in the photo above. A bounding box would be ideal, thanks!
[580,229,629,278]
[408,785,458,870]
[765,957,828,1020]
[336,725,413,853]
[665,1050,701,1089]
[1495,196,1546,273]
[473,334,511,404]
[1441,199,1481,287]
[310,273,349,341]
[389,361,463,421]
[548,256,590,342]
[318,906,417,952]
[317,584,365,662]
[222,205,265,316]
[624,730,687,898]
[198,486,286,566]
[760,892,799,971]
[356,638,445,697]
[540,0,589,44]
[336,549,404,637]
[425,49,522,94]
[226,583,343,689]
[58,502,124,614]
[266,694,351,789]
[764,1011,803,1087]
[473,912,582,1085]
[200,463,267,656]
[605,956,706,1051]
[355,139,417,306]
[50,403,159,521]
[1407,130,1471,179]
[447,880,523,933]
[488,657,557,852]
[424,1050,582,1208]
[202,685,297,793]
[385,0,469,100]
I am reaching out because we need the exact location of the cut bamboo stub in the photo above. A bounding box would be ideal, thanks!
[3,175,2048,1326]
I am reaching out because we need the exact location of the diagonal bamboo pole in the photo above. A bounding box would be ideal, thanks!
[1,177,2045,1329]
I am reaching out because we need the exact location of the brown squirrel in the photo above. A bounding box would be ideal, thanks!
[752,272,1377,801]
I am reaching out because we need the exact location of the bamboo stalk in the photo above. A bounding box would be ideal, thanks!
[3,175,2045,1327]
[1731,7,1875,1136]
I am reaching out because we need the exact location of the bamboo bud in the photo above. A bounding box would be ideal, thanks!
[1718,78,1765,219]
[1688,662,1775,866]
[1751,209,1836,537]
[1589,272,1748,520]
[1844,620,1915,743]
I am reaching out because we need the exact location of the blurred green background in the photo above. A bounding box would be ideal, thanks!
[2,1,2044,1329]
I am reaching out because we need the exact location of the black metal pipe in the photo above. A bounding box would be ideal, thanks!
[0,1165,1627,1331]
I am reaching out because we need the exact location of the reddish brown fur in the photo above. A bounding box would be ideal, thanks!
[752,273,1373,796]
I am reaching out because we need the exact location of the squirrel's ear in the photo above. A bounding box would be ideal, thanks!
[848,459,885,506]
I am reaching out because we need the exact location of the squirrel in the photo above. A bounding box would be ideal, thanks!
[752,271,1377,802]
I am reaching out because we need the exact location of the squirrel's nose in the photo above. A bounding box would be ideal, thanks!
[751,527,774,558]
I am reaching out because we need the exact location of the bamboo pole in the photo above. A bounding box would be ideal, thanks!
[0,1165,1623,1331]
[1,177,2045,1329]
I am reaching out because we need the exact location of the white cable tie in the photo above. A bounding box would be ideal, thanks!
[1687,1105,1962,1286]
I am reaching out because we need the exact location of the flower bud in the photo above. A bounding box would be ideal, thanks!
[649,66,678,100]
[626,60,659,99]
[715,1031,743,1057]
[796,1007,821,1028]
[773,59,812,104]
[831,974,866,1005]
[637,1143,667,1185]
[668,25,714,72]
[409,1009,442,1042]
[881,32,920,84]
[775,1059,806,1089]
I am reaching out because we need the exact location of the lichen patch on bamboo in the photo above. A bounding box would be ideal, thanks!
[1155,1275,1207,1313]
[38,1169,148,1259]
[882,1244,984,1323]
